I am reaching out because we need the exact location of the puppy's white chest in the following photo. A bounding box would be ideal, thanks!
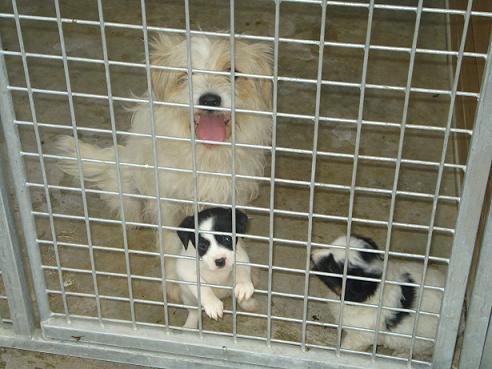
[201,267,232,286]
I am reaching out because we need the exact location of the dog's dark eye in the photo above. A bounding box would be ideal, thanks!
[177,73,187,85]
[216,235,233,246]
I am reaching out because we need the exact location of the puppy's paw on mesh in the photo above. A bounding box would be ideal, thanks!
[235,281,254,301]
[204,298,224,321]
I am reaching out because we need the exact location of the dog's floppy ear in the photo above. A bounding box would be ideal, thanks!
[235,209,248,235]
[150,33,185,100]
[177,215,195,250]
[247,42,273,110]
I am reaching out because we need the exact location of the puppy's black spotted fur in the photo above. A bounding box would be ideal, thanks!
[385,272,416,330]
[178,208,248,256]
[310,234,445,354]
[311,253,382,303]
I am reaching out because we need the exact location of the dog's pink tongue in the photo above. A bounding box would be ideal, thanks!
[196,115,226,144]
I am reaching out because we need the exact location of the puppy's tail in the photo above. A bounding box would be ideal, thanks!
[55,135,120,186]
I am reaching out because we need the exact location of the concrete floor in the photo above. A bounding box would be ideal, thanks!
[0,348,150,369]
[0,0,468,367]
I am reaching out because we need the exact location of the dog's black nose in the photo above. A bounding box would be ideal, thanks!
[215,258,226,268]
[199,93,221,107]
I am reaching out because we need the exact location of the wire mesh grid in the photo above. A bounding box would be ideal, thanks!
[0,0,491,368]
[0,271,12,327]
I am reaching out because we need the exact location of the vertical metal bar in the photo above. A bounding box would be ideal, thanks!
[53,0,103,325]
[11,0,70,321]
[95,0,136,328]
[370,0,423,359]
[480,316,492,369]
[229,0,238,342]
[266,0,281,346]
[0,152,35,335]
[337,0,375,354]
[411,0,474,365]
[98,4,137,329]
[0,273,5,329]
[139,0,169,329]
[433,35,492,369]
[458,193,492,369]
[183,0,203,334]
[0,34,51,324]
[300,0,328,350]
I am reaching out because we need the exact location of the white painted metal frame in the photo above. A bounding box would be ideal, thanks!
[0,1,491,369]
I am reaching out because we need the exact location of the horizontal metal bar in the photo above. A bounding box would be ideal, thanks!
[40,260,444,297]
[44,280,441,320]
[43,290,437,340]
[30,207,456,234]
[9,85,475,144]
[13,114,473,141]
[0,49,482,99]
[35,225,452,274]
[284,0,492,19]
[28,180,459,217]
[0,12,489,59]
[0,328,385,369]
[25,182,460,220]
[46,276,442,318]
[37,238,450,266]
[39,317,434,369]
[20,149,466,181]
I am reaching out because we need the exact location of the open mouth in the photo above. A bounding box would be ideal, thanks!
[194,110,231,146]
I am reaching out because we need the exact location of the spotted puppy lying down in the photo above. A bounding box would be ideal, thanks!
[176,207,257,328]
[311,235,445,355]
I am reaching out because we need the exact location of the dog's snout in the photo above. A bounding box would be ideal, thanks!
[199,93,222,107]
[215,257,226,268]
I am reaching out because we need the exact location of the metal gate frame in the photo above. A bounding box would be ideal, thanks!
[0,135,34,337]
[1,2,492,369]
[459,190,492,369]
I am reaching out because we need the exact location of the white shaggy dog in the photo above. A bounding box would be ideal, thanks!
[176,207,256,328]
[55,34,272,300]
[311,235,445,356]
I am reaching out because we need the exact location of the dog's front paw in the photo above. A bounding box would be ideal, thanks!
[203,298,223,321]
[235,281,254,301]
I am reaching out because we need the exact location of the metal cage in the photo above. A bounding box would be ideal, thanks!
[0,1,492,368]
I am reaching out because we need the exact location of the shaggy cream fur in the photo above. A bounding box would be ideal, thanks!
[56,33,272,301]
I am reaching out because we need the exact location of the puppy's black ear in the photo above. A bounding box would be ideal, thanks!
[235,209,248,235]
[177,215,195,250]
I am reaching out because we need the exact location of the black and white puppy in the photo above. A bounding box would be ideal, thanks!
[311,235,445,355]
[177,207,257,328]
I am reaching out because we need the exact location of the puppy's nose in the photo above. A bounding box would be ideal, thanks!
[199,93,222,107]
[215,257,226,268]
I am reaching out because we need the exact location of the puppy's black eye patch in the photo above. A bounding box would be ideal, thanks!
[215,234,233,250]
[197,237,210,257]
